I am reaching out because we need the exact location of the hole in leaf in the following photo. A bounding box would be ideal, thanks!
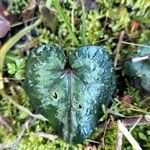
[52,92,58,99]
[78,104,82,109]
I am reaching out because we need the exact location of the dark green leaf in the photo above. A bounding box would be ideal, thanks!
[24,44,116,144]
[124,42,150,94]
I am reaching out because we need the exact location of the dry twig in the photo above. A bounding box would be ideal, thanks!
[118,120,142,150]
[0,113,13,133]
[36,132,58,141]
[98,115,150,130]
[129,115,143,132]
[114,30,125,69]
[98,117,113,149]
[2,93,48,121]
[122,41,150,48]
[12,117,36,150]
[116,126,123,150]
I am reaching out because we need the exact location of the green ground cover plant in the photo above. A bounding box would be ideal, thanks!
[0,0,150,149]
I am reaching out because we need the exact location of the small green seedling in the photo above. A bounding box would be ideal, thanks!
[7,58,25,79]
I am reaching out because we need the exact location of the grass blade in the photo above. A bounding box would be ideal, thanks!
[52,0,80,47]
[81,0,86,45]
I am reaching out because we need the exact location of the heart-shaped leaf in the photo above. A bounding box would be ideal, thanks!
[124,42,150,94]
[24,44,116,143]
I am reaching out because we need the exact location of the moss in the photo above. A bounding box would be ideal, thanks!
[18,132,83,150]
[0,126,15,144]
[102,124,118,150]
[8,0,28,14]
[123,125,150,150]
[1,0,150,149]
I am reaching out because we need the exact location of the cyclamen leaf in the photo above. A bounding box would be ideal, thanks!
[24,44,116,143]
[124,42,150,94]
